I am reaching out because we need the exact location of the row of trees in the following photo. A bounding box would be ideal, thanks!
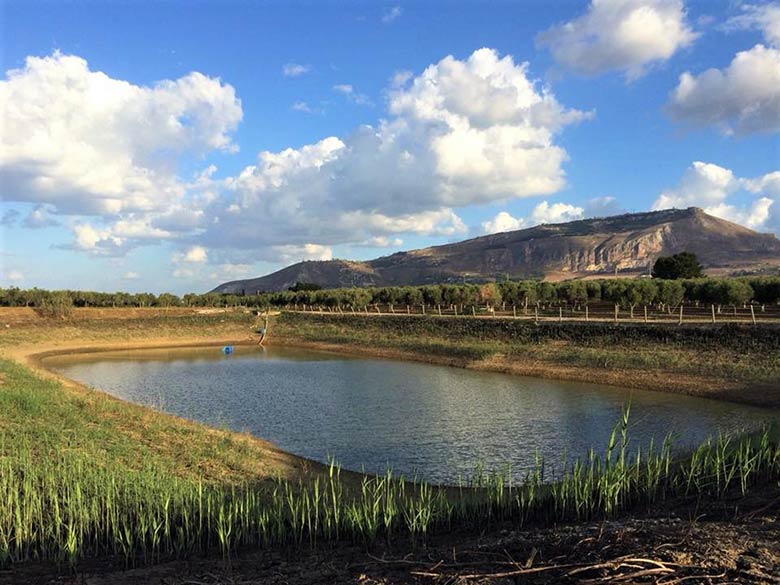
[0,288,182,309]
[265,278,763,314]
[2,276,779,313]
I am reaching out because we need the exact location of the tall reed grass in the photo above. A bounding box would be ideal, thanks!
[2,414,778,569]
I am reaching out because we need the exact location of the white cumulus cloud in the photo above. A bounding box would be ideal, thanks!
[173,246,208,263]
[528,201,585,224]
[1,52,242,258]
[2,48,591,273]
[70,223,126,255]
[666,44,780,135]
[653,161,780,232]
[744,170,780,197]
[537,0,698,80]
[482,201,585,234]
[274,244,334,263]
[482,211,525,234]
[362,236,404,247]
[0,52,242,218]
[203,48,588,254]
[705,198,773,230]
[653,162,739,210]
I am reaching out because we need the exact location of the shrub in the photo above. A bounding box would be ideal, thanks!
[34,292,74,319]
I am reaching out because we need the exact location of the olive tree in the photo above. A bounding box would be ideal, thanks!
[655,280,685,310]
[478,283,502,309]
[558,280,588,307]
[623,280,658,318]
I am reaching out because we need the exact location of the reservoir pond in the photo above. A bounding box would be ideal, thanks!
[47,345,775,484]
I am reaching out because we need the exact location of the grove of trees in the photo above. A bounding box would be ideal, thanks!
[3,275,780,314]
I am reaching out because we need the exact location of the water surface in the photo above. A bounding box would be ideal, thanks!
[47,346,774,484]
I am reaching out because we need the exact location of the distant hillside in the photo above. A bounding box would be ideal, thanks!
[212,208,780,293]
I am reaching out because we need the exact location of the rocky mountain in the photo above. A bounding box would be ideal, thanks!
[212,208,780,293]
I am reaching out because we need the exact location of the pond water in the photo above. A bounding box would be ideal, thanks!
[47,345,775,484]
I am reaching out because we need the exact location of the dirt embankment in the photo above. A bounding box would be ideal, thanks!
[276,311,780,351]
[0,307,256,363]
[272,312,780,409]
[272,337,768,403]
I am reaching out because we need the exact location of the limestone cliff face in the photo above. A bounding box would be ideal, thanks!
[212,208,780,293]
[554,226,671,273]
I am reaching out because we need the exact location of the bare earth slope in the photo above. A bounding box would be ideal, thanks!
[213,207,780,292]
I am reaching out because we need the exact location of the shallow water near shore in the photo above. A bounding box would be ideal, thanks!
[47,345,776,484]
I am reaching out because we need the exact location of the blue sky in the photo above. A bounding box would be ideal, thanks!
[1,0,779,294]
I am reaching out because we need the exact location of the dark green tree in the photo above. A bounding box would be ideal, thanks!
[558,280,588,306]
[585,281,602,302]
[652,252,704,279]
[157,293,181,307]
[288,282,322,292]
[601,279,627,306]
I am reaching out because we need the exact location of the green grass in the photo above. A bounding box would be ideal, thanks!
[1,359,779,571]
[0,359,314,487]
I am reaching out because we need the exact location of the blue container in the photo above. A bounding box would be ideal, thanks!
[222,346,233,355]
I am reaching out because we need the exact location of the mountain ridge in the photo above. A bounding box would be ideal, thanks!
[212,207,780,293]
